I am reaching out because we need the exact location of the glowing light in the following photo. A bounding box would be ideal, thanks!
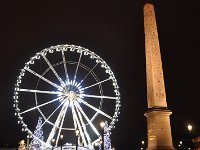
[187,124,192,132]
[84,51,88,55]
[100,122,106,129]
[60,135,63,139]
[141,140,144,145]
[75,129,80,136]
[51,139,55,143]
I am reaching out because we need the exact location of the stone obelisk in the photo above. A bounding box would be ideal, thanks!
[144,2,175,150]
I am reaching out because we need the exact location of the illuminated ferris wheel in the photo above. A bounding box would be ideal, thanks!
[13,44,120,149]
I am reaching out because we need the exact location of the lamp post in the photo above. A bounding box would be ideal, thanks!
[75,129,80,150]
[51,139,55,150]
[26,134,30,150]
[141,140,145,149]
[178,141,182,149]
[100,121,105,150]
[60,135,63,150]
[187,124,193,149]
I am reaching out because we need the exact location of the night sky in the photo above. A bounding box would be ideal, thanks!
[0,0,200,149]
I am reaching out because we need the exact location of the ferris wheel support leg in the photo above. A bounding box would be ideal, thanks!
[55,102,69,146]
[75,102,100,137]
[74,102,92,146]
[46,101,69,145]
[71,103,88,147]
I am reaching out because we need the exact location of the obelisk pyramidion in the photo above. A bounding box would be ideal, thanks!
[143,3,175,150]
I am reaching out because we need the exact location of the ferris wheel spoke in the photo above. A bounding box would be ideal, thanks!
[74,103,91,145]
[55,101,69,146]
[42,55,65,86]
[81,78,111,90]
[80,99,112,119]
[18,88,62,95]
[71,103,88,147]
[80,94,118,100]
[33,98,65,136]
[62,50,69,81]
[25,68,62,90]
[75,102,100,136]
[41,99,65,129]
[73,51,83,82]
[20,97,63,115]
[79,63,98,84]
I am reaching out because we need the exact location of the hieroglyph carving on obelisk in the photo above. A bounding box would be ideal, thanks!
[144,3,175,150]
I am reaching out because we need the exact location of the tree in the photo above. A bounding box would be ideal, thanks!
[30,117,44,149]
[104,121,112,150]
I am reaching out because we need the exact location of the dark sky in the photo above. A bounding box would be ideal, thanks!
[0,0,200,149]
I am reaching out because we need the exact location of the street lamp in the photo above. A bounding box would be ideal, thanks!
[187,124,193,149]
[141,140,145,145]
[100,121,105,150]
[51,139,55,150]
[26,134,30,150]
[141,140,145,149]
[100,121,106,129]
[75,129,80,150]
[60,135,63,150]
[187,124,192,133]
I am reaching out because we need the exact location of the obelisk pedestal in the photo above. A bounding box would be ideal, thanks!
[144,3,175,150]
[145,108,175,150]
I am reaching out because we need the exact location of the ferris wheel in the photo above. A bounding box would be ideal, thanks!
[13,44,120,149]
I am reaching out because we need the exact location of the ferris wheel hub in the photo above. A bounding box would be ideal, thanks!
[68,91,77,101]
[62,80,83,101]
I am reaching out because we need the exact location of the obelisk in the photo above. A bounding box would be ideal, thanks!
[144,2,175,150]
